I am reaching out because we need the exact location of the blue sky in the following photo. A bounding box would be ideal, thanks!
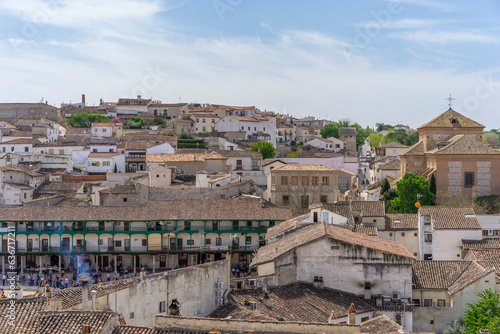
[0,0,499,129]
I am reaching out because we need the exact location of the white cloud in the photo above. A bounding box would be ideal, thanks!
[389,30,499,44]
[386,0,456,12]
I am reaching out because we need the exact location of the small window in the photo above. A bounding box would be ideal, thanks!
[301,176,308,185]
[142,239,147,246]
[216,238,222,246]
[283,195,289,205]
[246,236,252,245]
[389,232,393,236]
[291,176,298,185]
[157,175,160,178]
[300,195,309,209]
[206,239,211,245]
[437,299,445,307]
[115,240,122,247]
[187,240,194,245]
[414,232,418,236]
[24,147,29,152]
[312,176,319,185]
[159,301,165,313]
[464,172,474,188]
[320,195,327,204]
[364,281,371,289]
[130,313,134,319]
[401,232,405,237]
[424,299,433,307]
[322,177,329,185]
[123,198,127,202]
[424,233,432,242]
[361,317,369,322]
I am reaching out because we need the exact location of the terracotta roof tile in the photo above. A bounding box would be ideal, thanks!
[264,214,312,242]
[462,239,500,250]
[147,151,226,163]
[350,200,386,217]
[412,260,493,294]
[0,297,46,334]
[208,283,375,322]
[378,142,409,149]
[419,206,482,229]
[360,314,404,334]
[434,134,500,155]
[273,164,336,171]
[465,249,500,276]
[379,159,401,170]
[353,223,378,236]
[400,140,425,156]
[39,310,116,333]
[384,214,418,230]
[418,108,484,129]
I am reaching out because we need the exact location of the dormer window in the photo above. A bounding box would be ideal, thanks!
[450,118,458,125]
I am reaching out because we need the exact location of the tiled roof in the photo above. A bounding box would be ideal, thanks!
[412,260,493,294]
[462,238,500,250]
[0,297,46,334]
[0,165,43,177]
[51,280,131,309]
[122,134,176,143]
[360,314,404,334]
[117,98,152,105]
[100,185,137,194]
[366,176,398,191]
[351,200,386,217]
[353,223,378,236]
[39,181,84,193]
[150,103,187,107]
[207,283,375,322]
[173,118,193,123]
[215,150,262,158]
[419,206,482,229]
[125,140,164,150]
[0,138,37,144]
[418,108,484,129]
[231,116,260,122]
[379,159,401,170]
[378,142,409,149]
[433,134,500,155]
[39,310,116,334]
[264,213,312,242]
[0,197,292,222]
[3,182,33,190]
[92,123,112,127]
[465,249,500,276]
[273,164,336,171]
[339,127,357,135]
[0,121,16,128]
[384,214,418,230]
[400,140,425,156]
[147,151,226,163]
[320,202,354,221]
[5,130,32,137]
[251,222,414,266]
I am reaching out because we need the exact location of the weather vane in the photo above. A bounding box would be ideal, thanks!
[445,94,455,108]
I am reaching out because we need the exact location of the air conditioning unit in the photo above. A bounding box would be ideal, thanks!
[216,298,224,306]
[248,301,257,310]
[392,293,401,300]
[395,314,402,325]
[248,279,256,287]
[216,290,224,298]
[216,281,224,289]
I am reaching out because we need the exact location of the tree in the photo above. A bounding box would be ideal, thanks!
[376,123,394,132]
[152,117,166,128]
[180,132,193,139]
[320,123,340,139]
[464,289,500,334]
[114,163,117,173]
[389,173,433,213]
[430,174,436,195]
[442,318,466,334]
[380,178,391,196]
[368,133,384,147]
[126,116,144,129]
[483,131,500,148]
[250,141,275,159]
[68,113,110,128]
[350,123,369,147]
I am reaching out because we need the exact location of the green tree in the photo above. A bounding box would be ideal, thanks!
[380,178,391,196]
[180,132,193,139]
[483,131,500,148]
[250,141,275,159]
[320,123,340,139]
[114,163,117,173]
[465,289,500,334]
[350,123,369,147]
[443,319,466,334]
[152,117,166,128]
[68,113,110,128]
[390,173,433,213]
[376,123,394,132]
[126,116,144,129]
[430,174,436,195]
[368,133,384,147]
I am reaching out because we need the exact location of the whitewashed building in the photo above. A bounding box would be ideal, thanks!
[216,115,277,147]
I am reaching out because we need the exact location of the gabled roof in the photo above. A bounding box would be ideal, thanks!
[418,108,484,129]
[379,159,401,170]
[251,222,414,266]
[215,150,262,158]
[351,200,386,217]
[462,238,500,250]
[353,223,378,236]
[38,310,117,334]
[99,185,137,194]
[264,213,312,242]
[400,140,425,156]
[320,202,355,221]
[147,151,226,163]
[0,165,43,177]
[465,249,500,277]
[419,206,482,229]
[339,127,357,135]
[360,314,405,334]
[433,134,500,155]
[385,214,418,230]
[378,142,409,149]
[207,283,375,322]
[412,260,493,294]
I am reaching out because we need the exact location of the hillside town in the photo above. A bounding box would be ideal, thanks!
[0,95,498,334]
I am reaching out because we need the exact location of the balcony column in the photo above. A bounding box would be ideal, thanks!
[20,256,24,274]
[152,255,156,273]
[1,256,4,274]
[58,255,61,273]
[38,256,42,274]
[77,255,81,274]
[133,256,136,274]
[114,255,117,274]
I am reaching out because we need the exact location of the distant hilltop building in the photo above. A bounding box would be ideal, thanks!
[400,108,500,197]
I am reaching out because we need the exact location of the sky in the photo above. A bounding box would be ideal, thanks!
[0,0,499,130]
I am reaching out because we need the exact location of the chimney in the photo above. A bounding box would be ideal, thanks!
[90,290,98,310]
[82,94,86,106]
[318,276,324,289]
[263,292,271,308]
[82,324,90,333]
[45,100,48,105]
[348,303,356,325]
[137,95,141,99]
[80,276,90,311]
[100,98,103,105]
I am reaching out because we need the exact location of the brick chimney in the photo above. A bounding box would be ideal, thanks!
[82,324,90,333]
[82,94,86,106]
[348,303,356,325]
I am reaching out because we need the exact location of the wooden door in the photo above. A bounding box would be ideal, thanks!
[178,254,187,267]
[160,255,166,267]
[177,238,183,251]
[62,237,70,252]
[170,238,176,251]
[233,237,240,250]
[27,239,33,252]
[124,239,130,252]
[42,239,48,252]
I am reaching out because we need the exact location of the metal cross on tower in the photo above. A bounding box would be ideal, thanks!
[445,94,456,108]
